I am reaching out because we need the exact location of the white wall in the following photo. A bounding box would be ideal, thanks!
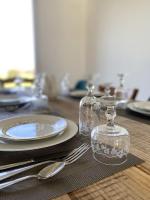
[87,0,150,100]
[33,0,88,87]
[34,0,150,100]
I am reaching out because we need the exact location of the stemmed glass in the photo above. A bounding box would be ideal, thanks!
[91,95,130,165]
[33,73,46,98]
[79,82,100,136]
[104,82,112,96]
[115,73,128,102]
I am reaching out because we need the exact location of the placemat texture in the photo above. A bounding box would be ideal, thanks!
[0,99,144,200]
[0,134,143,200]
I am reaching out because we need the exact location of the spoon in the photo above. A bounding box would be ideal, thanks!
[0,162,65,190]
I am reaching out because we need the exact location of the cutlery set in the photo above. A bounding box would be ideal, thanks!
[0,143,90,189]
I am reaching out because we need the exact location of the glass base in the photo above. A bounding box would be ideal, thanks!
[93,152,127,165]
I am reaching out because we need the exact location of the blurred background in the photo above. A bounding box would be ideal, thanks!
[0,0,149,100]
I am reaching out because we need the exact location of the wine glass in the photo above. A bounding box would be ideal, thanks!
[115,73,128,102]
[91,95,130,165]
[79,82,101,136]
[33,73,46,98]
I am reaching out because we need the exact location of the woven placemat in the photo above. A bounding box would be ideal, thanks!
[0,134,143,200]
[0,101,144,200]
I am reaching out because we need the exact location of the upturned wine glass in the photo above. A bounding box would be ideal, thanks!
[91,95,130,165]
[79,82,101,136]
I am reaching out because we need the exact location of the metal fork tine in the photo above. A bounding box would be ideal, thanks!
[65,144,89,162]
[64,143,88,160]
[65,144,90,163]
[65,145,90,165]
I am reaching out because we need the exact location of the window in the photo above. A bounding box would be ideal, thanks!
[0,0,35,79]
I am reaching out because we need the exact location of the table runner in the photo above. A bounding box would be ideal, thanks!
[0,99,144,200]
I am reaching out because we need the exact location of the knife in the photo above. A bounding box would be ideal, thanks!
[0,151,69,171]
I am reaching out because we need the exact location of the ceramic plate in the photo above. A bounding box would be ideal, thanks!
[0,115,67,141]
[70,90,104,98]
[132,101,150,112]
[0,94,34,106]
[127,102,150,116]
[0,115,78,151]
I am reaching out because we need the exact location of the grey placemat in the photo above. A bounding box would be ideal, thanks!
[0,144,143,200]
[0,101,144,200]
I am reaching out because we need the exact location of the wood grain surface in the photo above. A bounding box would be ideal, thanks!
[50,97,150,200]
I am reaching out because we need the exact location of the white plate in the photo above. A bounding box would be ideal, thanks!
[0,94,34,106]
[0,115,78,151]
[127,102,150,116]
[132,101,150,112]
[70,90,104,98]
[0,115,67,141]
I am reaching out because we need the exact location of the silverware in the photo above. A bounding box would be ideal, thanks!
[0,160,34,171]
[0,143,90,189]
[0,143,90,181]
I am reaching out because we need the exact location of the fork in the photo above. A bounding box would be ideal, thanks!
[0,143,90,181]
[0,143,90,189]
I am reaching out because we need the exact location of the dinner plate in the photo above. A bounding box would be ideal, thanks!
[70,90,104,98]
[0,115,67,141]
[132,101,150,112]
[0,93,34,106]
[127,102,150,116]
[0,115,78,151]
[0,88,17,95]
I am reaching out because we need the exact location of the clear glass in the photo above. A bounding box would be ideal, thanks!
[91,96,130,165]
[33,73,45,98]
[14,77,23,88]
[60,73,70,95]
[79,82,100,136]
[115,73,128,102]
[104,82,112,96]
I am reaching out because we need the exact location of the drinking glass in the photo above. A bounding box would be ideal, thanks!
[33,73,45,98]
[79,82,101,136]
[91,95,130,165]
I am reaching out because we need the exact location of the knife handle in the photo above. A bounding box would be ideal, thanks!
[0,160,34,171]
[0,160,53,181]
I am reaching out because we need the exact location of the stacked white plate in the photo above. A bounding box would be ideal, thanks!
[0,93,35,107]
[127,101,150,116]
[0,114,78,151]
[69,90,104,98]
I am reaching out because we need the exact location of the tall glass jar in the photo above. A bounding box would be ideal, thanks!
[79,83,100,136]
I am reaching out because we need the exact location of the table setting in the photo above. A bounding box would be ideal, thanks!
[0,74,149,200]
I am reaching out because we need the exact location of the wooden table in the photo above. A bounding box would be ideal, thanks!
[50,97,150,200]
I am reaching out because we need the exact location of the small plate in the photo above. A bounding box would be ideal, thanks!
[132,101,150,112]
[0,94,34,106]
[127,102,150,116]
[70,90,104,98]
[0,115,67,141]
[0,116,78,151]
